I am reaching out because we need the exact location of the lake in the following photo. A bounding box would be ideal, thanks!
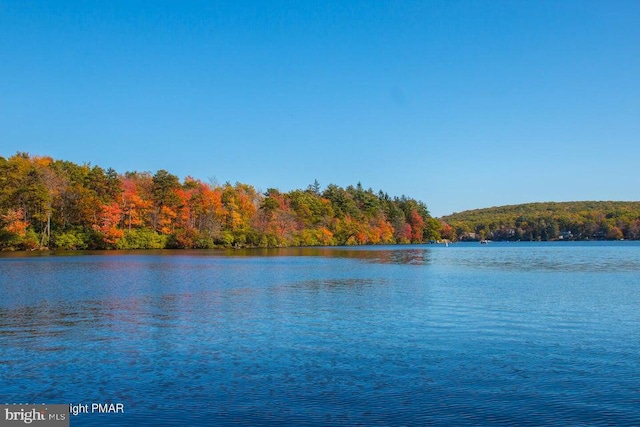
[1,242,639,426]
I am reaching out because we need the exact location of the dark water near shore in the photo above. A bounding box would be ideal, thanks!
[1,242,639,426]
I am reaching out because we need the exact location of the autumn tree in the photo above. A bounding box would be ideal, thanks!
[151,170,181,234]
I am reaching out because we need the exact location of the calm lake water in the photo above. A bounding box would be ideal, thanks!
[1,242,639,426]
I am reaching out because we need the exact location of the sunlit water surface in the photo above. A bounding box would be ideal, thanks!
[1,242,639,426]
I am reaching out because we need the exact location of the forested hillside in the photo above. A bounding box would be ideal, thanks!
[441,202,640,241]
[0,153,441,250]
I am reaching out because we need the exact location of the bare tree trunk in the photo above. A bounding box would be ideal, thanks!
[40,211,51,249]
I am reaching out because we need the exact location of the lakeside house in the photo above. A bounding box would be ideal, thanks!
[559,231,573,240]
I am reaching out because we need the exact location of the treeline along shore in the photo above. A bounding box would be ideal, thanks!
[1,153,639,250]
[0,153,440,250]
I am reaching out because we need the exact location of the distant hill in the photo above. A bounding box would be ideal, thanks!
[440,201,640,241]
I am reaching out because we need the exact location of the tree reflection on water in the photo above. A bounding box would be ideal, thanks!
[225,246,432,266]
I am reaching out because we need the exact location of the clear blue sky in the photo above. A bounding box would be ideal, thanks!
[1,1,638,217]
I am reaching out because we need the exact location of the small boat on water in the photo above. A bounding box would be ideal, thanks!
[480,239,490,244]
